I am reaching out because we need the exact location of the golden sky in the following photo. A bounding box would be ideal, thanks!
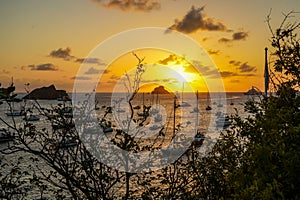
[0,0,299,92]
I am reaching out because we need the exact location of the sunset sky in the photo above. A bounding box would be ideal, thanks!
[0,0,299,93]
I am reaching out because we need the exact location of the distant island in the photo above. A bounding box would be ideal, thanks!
[23,85,70,100]
[151,86,170,94]
[244,86,262,95]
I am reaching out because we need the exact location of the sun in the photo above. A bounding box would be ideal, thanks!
[96,49,207,93]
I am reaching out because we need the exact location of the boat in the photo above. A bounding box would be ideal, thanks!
[149,124,162,130]
[116,108,125,113]
[154,113,162,122]
[49,136,77,149]
[179,101,191,107]
[0,79,15,100]
[57,95,71,101]
[191,90,199,113]
[99,121,113,133]
[178,83,191,107]
[149,107,159,115]
[0,128,14,143]
[103,127,113,133]
[6,109,25,117]
[244,86,262,95]
[133,105,141,110]
[6,97,22,102]
[61,106,73,117]
[52,119,75,131]
[205,106,212,111]
[191,107,199,113]
[216,114,231,128]
[24,114,40,121]
[205,92,212,111]
[5,93,25,117]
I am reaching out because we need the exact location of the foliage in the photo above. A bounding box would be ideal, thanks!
[0,12,300,200]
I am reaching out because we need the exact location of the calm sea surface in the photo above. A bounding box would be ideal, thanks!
[0,92,259,198]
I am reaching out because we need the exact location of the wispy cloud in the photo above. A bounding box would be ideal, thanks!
[220,71,238,78]
[229,60,257,73]
[91,0,160,12]
[84,67,109,75]
[85,67,101,75]
[27,63,58,71]
[71,76,91,80]
[191,60,220,78]
[219,31,249,43]
[158,54,181,65]
[207,49,220,55]
[49,47,73,60]
[167,6,227,34]
[1,69,10,74]
[232,31,248,40]
[76,57,106,66]
[49,47,106,66]
[157,54,256,80]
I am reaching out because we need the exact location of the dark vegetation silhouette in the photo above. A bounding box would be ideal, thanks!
[1,12,300,199]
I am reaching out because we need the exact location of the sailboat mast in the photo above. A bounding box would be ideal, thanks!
[264,47,269,96]
[173,95,176,135]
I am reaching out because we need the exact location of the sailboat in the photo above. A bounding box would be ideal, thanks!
[0,128,14,143]
[4,79,25,117]
[24,114,40,121]
[205,92,212,111]
[149,92,160,115]
[6,109,25,117]
[191,90,199,113]
[230,96,234,105]
[179,83,191,107]
[138,93,147,117]
[216,114,231,128]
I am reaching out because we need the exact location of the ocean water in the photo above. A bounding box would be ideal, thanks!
[0,92,258,198]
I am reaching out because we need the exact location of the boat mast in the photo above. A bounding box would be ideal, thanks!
[264,47,269,96]
[173,95,176,135]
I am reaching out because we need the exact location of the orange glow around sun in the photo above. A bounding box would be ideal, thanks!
[96,49,208,93]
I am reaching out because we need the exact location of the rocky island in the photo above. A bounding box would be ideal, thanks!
[151,86,170,94]
[23,85,70,100]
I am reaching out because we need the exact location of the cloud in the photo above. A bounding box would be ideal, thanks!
[220,71,238,78]
[219,31,249,43]
[71,76,91,80]
[109,74,120,80]
[207,49,220,55]
[157,54,256,79]
[85,67,110,75]
[191,60,220,78]
[1,69,10,74]
[75,57,106,66]
[229,60,242,66]
[167,6,227,34]
[239,62,256,73]
[229,60,257,73]
[158,54,181,65]
[49,47,73,60]
[219,71,255,78]
[49,47,106,66]
[157,54,220,78]
[230,79,240,83]
[28,63,58,71]
[232,31,248,40]
[91,0,160,12]
[218,37,231,43]
[85,67,101,75]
